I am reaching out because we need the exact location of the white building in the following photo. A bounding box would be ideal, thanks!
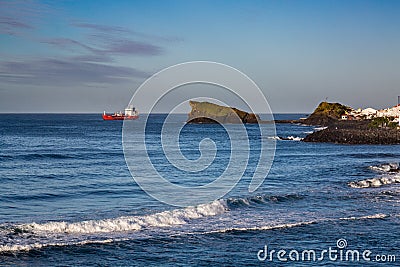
[377,105,400,118]
[360,108,377,119]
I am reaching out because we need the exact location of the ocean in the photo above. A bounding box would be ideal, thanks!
[0,114,399,266]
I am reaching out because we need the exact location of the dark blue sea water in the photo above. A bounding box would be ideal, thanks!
[0,114,399,266]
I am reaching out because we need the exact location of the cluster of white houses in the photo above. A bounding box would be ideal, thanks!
[341,104,400,125]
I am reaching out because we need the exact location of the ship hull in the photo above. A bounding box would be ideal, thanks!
[102,114,139,120]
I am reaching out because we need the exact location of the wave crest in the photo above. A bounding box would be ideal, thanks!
[267,136,303,141]
[369,163,399,173]
[22,200,228,234]
[227,193,303,207]
[349,175,400,188]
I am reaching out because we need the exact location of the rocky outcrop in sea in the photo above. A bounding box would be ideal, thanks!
[186,101,260,124]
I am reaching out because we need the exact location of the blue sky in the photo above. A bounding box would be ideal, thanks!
[0,0,399,113]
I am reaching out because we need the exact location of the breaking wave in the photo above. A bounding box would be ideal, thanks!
[267,136,303,141]
[267,136,282,140]
[206,221,316,234]
[19,200,228,234]
[0,200,228,253]
[339,214,389,220]
[0,198,393,254]
[348,176,400,188]
[286,136,303,141]
[204,213,390,234]
[302,127,327,134]
[0,188,394,254]
[227,193,303,207]
[0,193,305,253]
[369,163,399,173]
[0,238,121,253]
[314,126,328,131]
[349,163,400,188]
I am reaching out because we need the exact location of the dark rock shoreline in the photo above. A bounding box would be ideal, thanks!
[277,118,400,145]
[303,127,400,144]
[276,102,400,145]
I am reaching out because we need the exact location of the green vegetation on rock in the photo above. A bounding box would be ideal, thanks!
[187,101,259,124]
[312,102,352,119]
[189,101,234,117]
[302,101,353,126]
[369,117,398,129]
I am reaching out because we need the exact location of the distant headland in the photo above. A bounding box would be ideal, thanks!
[186,101,260,124]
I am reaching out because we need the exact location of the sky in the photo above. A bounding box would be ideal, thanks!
[0,0,399,113]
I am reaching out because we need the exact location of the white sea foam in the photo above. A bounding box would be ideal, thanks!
[1,209,393,253]
[314,126,328,131]
[22,200,228,234]
[348,175,400,188]
[369,163,399,173]
[304,126,327,134]
[267,136,282,140]
[267,136,303,141]
[0,238,120,253]
[286,136,303,141]
[205,221,316,234]
[340,214,388,220]
[202,213,391,235]
[0,200,228,253]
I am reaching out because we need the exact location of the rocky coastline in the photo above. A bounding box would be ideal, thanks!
[278,102,400,145]
[303,125,400,144]
[186,100,400,144]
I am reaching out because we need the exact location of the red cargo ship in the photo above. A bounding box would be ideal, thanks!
[102,106,139,120]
